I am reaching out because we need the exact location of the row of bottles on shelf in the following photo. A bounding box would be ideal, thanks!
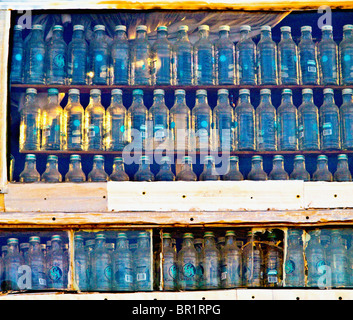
[10,22,353,86]
[17,153,352,183]
[19,86,353,153]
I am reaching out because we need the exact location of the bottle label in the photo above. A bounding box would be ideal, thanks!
[267,269,278,283]
[92,48,108,82]
[322,122,333,136]
[67,113,83,148]
[280,47,298,80]
[48,265,63,281]
[285,259,295,274]
[321,112,340,148]
[182,262,196,279]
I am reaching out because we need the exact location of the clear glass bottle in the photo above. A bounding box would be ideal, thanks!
[20,88,41,151]
[193,25,214,85]
[278,26,299,85]
[10,25,24,84]
[319,88,340,150]
[47,235,65,290]
[45,25,67,85]
[20,242,29,265]
[155,156,175,181]
[194,238,204,286]
[257,25,278,85]
[106,89,128,151]
[298,88,320,150]
[110,25,130,85]
[24,24,45,84]
[162,233,177,291]
[134,231,152,291]
[109,157,129,181]
[285,229,304,287]
[269,155,289,180]
[151,26,172,85]
[290,155,310,181]
[223,156,243,181]
[65,154,86,182]
[41,155,62,183]
[88,155,109,182]
[178,233,198,290]
[19,154,40,183]
[85,89,105,151]
[202,231,220,289]
[277,88,298,151]
[298,26,319,85]
[215,25,235,85]
[67,25,88,85]
[264,231,282,288]
[28,236,47,290]
[5,238,23,290]
[213,89,236,152]
[340,88,353,150]
[74,234,89,291]
[318,25,339,85]
[312,154,333,182]
[199,155,220,181]
[176,156,197,181]
[340,24,353,85]
[134,155,154,182]
[235,89,255,151]
[85,239,95,290]
[130,25,151,85]
[247,155,268,181]
[89,25,109,85]
[236,25,257,85]
[41,88,63,150]
[334,154,352,182]
[173,25,193,85]
[256,89,277,151]
[242,231,262,287]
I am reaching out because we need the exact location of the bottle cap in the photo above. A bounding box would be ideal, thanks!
[260,25,271,31]
[178,25,189,31]
[196,89,207,96]
[7,238,19,244]
[154,89,165,95]
[204,155,215,162]
[115,25,126,31]
[343,24,353,31]
[204,231,215,237]
[273,155,284,161]
[217,89,229,95]
[317,155,328,161]
[157,26,168,32]
[74,235,84,241]
[70,154,81,161]
[93,155,105,161]
[47,155,58,161]
[136,25,147,31]
[280,26,291,32]
[51,235,62,241]
[239,89,250,95]
[181,156,193,164]
[260,88,271,95]
[32,24,43,30]
[29,236,41,243]
[161,156,171,163]
[323,88,334,95]
[26,88,37,94]
[117,232,127,239]
[113,156,124,162]
[25,154,36,161]
[219,25,230,32]
[163,232,172,238]
[183,233,194,239]
[94,25,105,31]
[198,25,209,31]
[282,88,292,95]
[48,88,59,95]
[252,155,263,161]
[95,233,105,239]
[140,155,150,163]
[240,25,251,32]
[68,88,80,95]
[90,89,101,95]
[138,231,149,238]
[322,25,333,31]
[133,89,143,95]
[14,25,23,30]
[73,25,84,31]
[338,154,348,160]
[343,88,353,95]
[225,230,236,236]
[230,156,239,161]
[111,88,123,95]
[175,89,186,95]
[301,26,312,32]
[294,155,305,161]
[302,88,313,95]
[53,25,63,31]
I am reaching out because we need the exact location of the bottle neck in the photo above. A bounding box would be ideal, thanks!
[51,240,62,251]
[163,238,172,248]
[113,161,125,172]
[94,30,105,40]
[25,93,37,105]
[25,159,36,170]
[261,30,272,40]
[8,243,19,254]
[204,160,215,171]
[182,238,194,248]
[281,94,293,104]
[239,94,250,104]
[160,162,171,171]
[30,242,41,253]
[157,30,168,39]
[139,162,150,171]
[132,94,143,104]
[343,30,353,40]
[153,94,165,104]
[323,93,335,105]
[136,30,147,40]
[95,238,106,249]
[73,29,84,40]
[281,30,292,40]
[93,159,105,170]
[225,235,235,246]
[317,160,328,170]
[303,93,314,103]
[343,94,353,104]
[294,160,306,170]
[32,29,43,41]
[90,94,101,104]
[199,29,209,39]
[217,93,229,106]
[301,31,312,40]
[178,30,189,41]
[273,159,284,170]
[138,238,149,248]
[322,30,333,40]
[252,160,263,170]
[219,30,229,39]
[47,160,58,170]
[181,162,193,172]
[204,236,216,247]
[111,94,123,105]
[53,30,63,40]
[116,238,129,249]
[48,94,59,106]
[75,239,84,250]
[14,29,22,41]
[337,159,349,170]
[70,160,82,170]
[240,30,249,40]
[175,94,186,105]
[260,94,271,104]
[68,94,80,104]
[114,30,127,40]
[229,160,239,171]
[196,94,208,105]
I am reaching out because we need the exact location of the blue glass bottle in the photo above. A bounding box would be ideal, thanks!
[269,155,289,180]
[223,156,243,181]
[312,155,333,182]
[277,88,298,151]
[340,25,353,85]
[47,235,65,290]
[45,25,67,85]
[264,231,283,288]
[65,154,86,182]
[290,155,310,181]
[110,25,129,85]
[74,234,89,291]
[215,25,235,85]
[202,231,220,289]
[285,229,304,287]
[156,156,175,181]
[242,231,262,287]
[236,25,257,85]
[134,231,152,291]
[19,154,40,183]
[298,26,319,85]
[10,25,24,83]
[28,236,47,290]
[256,89,277,151]
[334,154,352,182]
[320,88,340,150]
[257,26,278,85]
[178,233,198,290]
[162,233,178,291]
[134,156,154,182]
[5,238,22,290]
[199,155,220,181]
[340,88,353,150]
[110,157,129,181]
[278,26,299,85]
[67,25,88,85]
[88,155,109,182]
[235,89,255,151]
[247,155,268,180]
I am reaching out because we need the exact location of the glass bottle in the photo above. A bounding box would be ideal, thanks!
[340,88,353,150]
[24,24,45,84]
[340,24,353,85]
[47,235,65,290]
[162,233,177,291]
[176,156,197,181]
[264,231,282,288]
[194,238,204,286]
[112,232,134,291]
[173,25,193,85]
[202,231,220,289]
[213,89,236,152]
[20,242,29,265]
[290,155,310,181]
[199,155,220,181]
[85,239,95,290]
[65,154,86,182]
[223,156,243,181]
[151,26,172,85]
[128,89,148,151]
[278,26,299,85]
[88,155,109,182]
[319,88,340,150]
[74,234,89,291]
[110,25,130,85]
[235,89,255,151]
[192,89,212,152]
[134,155,154,182]
[45,25,67,85]
[19,154,40,183]
[170,89,191,152]
[312,155,333,182]
[85,89,105,151]
[298,26,319,85]
[10,25,24,84]
[256,89,277,151]
[298,88,320,150]
[247,155,268,181]
[215,25,235,85]
[269,155,289,180]
[89,25,109,85]
[334,154,352,182]
[285,229,305,287]
[277,88,298,151]
[41,155,62,183]
[106,89,128,151]
[134,231,152,291]
[110,157,129,181]
[318,25,339,85]
[130,25,151,85]
[236,25,257,85]
[5,238,22,290]
[242,231,262,287]
[67,25,88,85]
[41,88,63,150]
[257,25,278,85]
[155,156,175,181]
[28,236,47,290]
[178,233,198,290]
[193,25,214,85]
[20,88,41,151]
